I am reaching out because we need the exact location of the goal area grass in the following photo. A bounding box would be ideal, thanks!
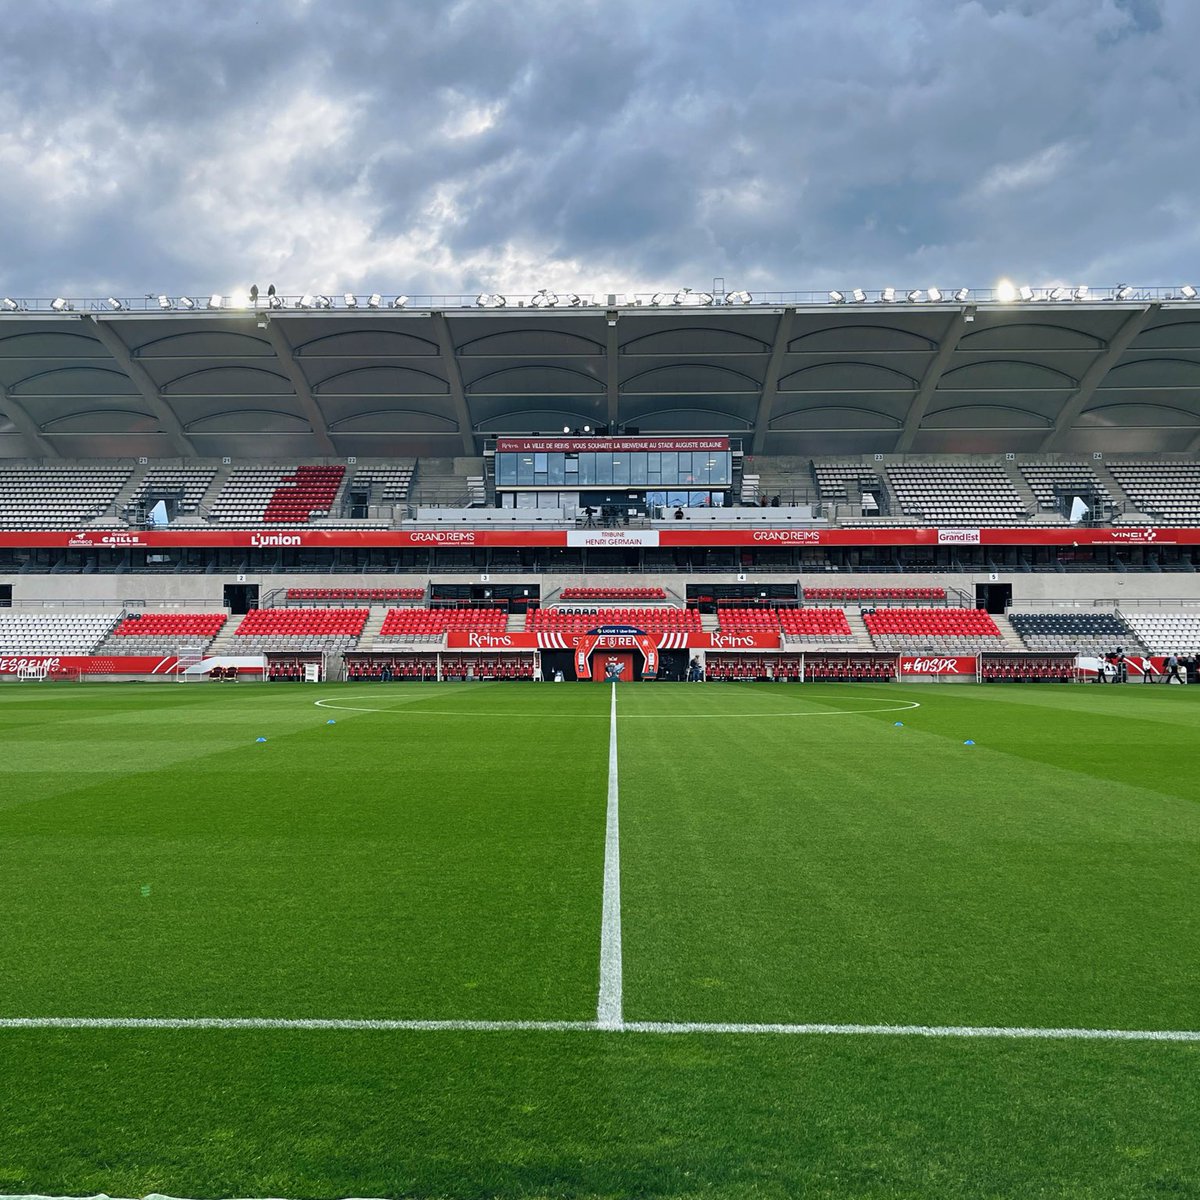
[1,680,1198,1199]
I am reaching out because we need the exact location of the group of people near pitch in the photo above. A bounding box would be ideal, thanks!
[1096,648,1190,683]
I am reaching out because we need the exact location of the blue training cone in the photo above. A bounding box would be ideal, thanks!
[255,737,267,743]
[963,739,975,746]
[326,719,336,725]
[894,721,904,727]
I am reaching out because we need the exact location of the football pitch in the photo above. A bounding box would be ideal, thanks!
[1,680,1199,1199]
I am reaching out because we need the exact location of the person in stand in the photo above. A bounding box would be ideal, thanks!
[583,505,596,527]
[1165,651,1185,684]
[673,506,685,520]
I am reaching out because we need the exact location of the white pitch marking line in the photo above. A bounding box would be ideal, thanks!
[1,1017,1197,1042]
[597,681,624,1029]
[313,698,923,718]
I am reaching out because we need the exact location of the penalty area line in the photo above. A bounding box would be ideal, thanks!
[0,1017,1197,1042]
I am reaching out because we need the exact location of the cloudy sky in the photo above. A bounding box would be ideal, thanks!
[0,0,1196,300]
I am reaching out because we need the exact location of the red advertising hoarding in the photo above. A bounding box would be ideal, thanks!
[898,655,978,676]
[0,525,1190,551]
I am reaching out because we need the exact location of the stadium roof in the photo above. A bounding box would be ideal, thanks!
[2,291,1200,459]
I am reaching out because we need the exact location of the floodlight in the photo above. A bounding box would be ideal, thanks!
[672,289,693,304]
[298,294,315,308]
[367,293,382,308]
[954,287,969,302]
[343,293,358,308]
[51,297,69,312]
[392,295,409,308]
[157,295,173,310]
[1049,286,1068,301]
[881,287,895,302]
[563,425,571,434]
[105,297,122,310]
[583,425,592,433]
[725,290,752,304]
[178,296,196,310]
[207,294,223,309]
[1115,284,1134,300]
[267,295,283,310]
[476,293,506,308]
[314,295,332,308]
[228,292,250,309]
[996,280,1017,302]
[927,287,943,303]
[530,289,559,308]
[828,290,845,303]
[695,292,715,305]
[1,297,18,311]
[1182,285,1198,299]
[1073,285,1088,300]
[906,289,923,302]
[567,293,585,306]
[651,292,670,306]
[851,288,867,303]
[1018,286,1035,301]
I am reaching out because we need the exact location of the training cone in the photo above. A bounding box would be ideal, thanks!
[326,719,336,725]
[894,721,904,727]
[255,737,267,743]
[963,739,975,746]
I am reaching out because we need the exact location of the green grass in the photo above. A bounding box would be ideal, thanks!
[1,680,1199,1198]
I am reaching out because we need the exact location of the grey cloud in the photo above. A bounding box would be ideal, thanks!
[1,0,1199,299]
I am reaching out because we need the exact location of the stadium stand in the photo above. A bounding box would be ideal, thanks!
[378,607,508,640]
[233,607,368,651]
[886,463,1028,525]
[1007,612,1139,655]
[286,587,424,602]
[347,656,439,681]
[804,587,945,601]
[715,607,781,631]
[812,463,888,508]
[208,465,344,524]
[863,607,1001,649]
[559,587,667,600]
[778,607,854,641]
[348,463,416,502]
[97,611,228,655]
[1106,462,1200,525]
[0,612,117,653]
[1119,611,1200,654]
[0,467,131,527]
[130,468,217,516]
[1019,462,1108,516]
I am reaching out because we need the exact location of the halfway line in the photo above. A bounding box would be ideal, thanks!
[1,1017,1197,1042]
[597,681,623,1029]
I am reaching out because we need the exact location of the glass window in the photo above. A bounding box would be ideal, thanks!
[498,455,516,486]
[612,456,629,485]
[578,453,595,485]
[660,452,678,482]
[631,453,647,485]
[534,453,548,474]
[549,455,565,485]
[565,454,578,475]
[517,456,535,486]
[596,454,613,485]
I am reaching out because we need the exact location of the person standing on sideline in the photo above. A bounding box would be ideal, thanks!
[1165,651,1185,684]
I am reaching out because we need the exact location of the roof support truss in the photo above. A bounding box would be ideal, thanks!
[1040,305,1155,452]
[431,313,479,456]
[84,316,195,457]
[894,310,969,454]
[261,319,336,456]
[606,312,620,431]
[750,307,795,455]
[0,378,56,457]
